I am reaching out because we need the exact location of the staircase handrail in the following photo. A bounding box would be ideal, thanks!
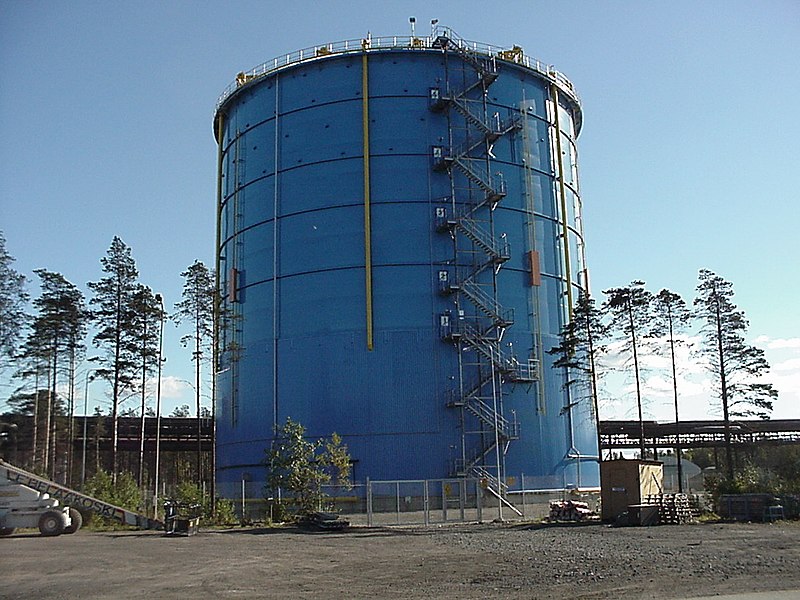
[460,280,514,326]
[456,215,509,260]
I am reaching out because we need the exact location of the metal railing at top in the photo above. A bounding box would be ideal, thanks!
[214,25,580,114]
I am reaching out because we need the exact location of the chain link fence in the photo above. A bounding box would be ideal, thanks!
[317,476,598,527]
[239,474,599,526]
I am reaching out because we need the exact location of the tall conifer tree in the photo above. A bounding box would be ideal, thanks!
[0,232,28,366]
[88,237,140,480]
[174,260,214,484]
[694,269,777,479]
[548,292,608,460]
[651,289,691,491]
[603,281,654,459]
[21,270,88,477]
[130,284,162,486]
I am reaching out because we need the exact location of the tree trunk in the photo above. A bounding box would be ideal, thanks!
[667,307,683,493]
[195,313,202,487]
[67,347,76,487]
[32,368,40,468]
[138,326,147,488]
[627,302,646,459]
[712,283,733,480]
[44,346,55,474]
[585,310,602,463]
[112,279,122,483]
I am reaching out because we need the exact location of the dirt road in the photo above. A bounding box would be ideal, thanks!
[1,521,798,599]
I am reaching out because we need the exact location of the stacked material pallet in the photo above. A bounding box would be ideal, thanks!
[548,500,597,522]
[645,493,693,524]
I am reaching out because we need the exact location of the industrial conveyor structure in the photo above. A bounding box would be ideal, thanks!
[431,30,538,515]
[0,459,162,535]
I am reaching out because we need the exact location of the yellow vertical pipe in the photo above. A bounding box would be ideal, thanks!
[551,84,574,319]
[362,44,374,351]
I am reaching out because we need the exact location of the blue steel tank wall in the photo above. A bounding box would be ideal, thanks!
[214,48,599,498]
[488,83,598,491]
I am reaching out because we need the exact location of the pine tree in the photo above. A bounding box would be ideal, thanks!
[6,388,67,469]
[169,405,191,418]
[14,331,50,467]
[130,284,162,487]
[650,289,692,491]
[548,291,608,460]
[92,405,106,475]
[18,270,88,478]
[603,280,654,459]
[87,237,140,481]
[174,260,214,485]
[0,232,29,367]
[694,269,777,479]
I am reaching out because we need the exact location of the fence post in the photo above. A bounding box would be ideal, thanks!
[521,473,526,518]
[476,479,482,522]
[424,479,429,526]
[241,477,246,523]
[366,477,372,527]
[442,480,447,522]
[396,481,400,525]
[459,478,465,521]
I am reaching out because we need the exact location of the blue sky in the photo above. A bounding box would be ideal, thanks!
[1,0,798,420]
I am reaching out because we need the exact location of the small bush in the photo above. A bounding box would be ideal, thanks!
[705,463,788,512]
[83,470,143,528]
[265,418,352,518]
[266,500,291,524]
[170,482,237,526]
[213,497,237,525]
[84,470,142,511]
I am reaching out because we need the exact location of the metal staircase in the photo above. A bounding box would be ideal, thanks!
[432,31,499,91]
[432,146,507,207]
[431,31,538,505]
[471,466,523,516]
[436,210,510,271]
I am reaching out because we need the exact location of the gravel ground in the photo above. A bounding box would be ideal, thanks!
[1,520,799,599]
[430,520,800,598]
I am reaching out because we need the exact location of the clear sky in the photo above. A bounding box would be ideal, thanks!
[1,0,798,421]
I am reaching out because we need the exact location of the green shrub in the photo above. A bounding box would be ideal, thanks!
[169,482,237,526]
[705,463,789,511]
[213,497,237,525]
[83,470,143,528]
[265,418,352,518]
[266,499,291,524]
[84,470,142,510]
